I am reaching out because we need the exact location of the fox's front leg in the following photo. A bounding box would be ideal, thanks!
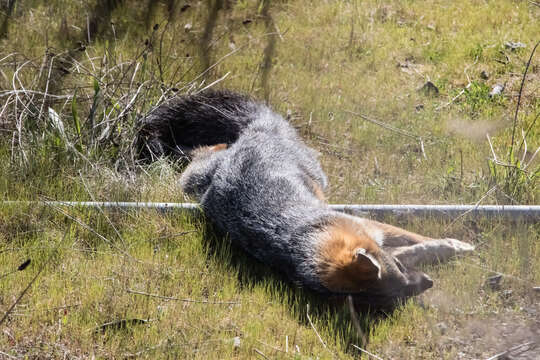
[360,218,474,268]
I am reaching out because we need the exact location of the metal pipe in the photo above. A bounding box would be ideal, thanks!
[1,201,539,219]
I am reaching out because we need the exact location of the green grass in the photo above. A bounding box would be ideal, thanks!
[1,0,539,358]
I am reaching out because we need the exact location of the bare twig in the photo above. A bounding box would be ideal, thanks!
[485,341,537,360]
[44,200,135,261]
[0,350,18,359]
[178,31,284,93]
[509,40,539,161]
[16,303,81,314]
[352,344,385,360]
[194,71,231,94]
[444,185,497,232]
[126,289,239,304]
[0,259,31,281]
[346,110,428,159]
[0,90,72,98]
[253,348,269,360]
[436,83,471,111]
[347,295,368,346]
[256,339,289,354]
[346,110,419,139]
[306,304,333,357]
[0,227,70,325]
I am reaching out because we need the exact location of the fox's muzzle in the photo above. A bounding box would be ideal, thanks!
[403,270,433,297]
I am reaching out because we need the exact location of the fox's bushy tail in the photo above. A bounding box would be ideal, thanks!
[137,90,260,162]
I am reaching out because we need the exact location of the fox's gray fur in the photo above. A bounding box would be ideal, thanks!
[138,90,474,300]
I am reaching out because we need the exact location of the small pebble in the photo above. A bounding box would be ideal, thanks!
[436,322,448,335]
[504,41,526,50]
[489,84,504,97]
[419,81,439,96]
[480,70,489,80]
[486,274,503,290]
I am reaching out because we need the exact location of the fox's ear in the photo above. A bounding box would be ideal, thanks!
[354,248,382,279]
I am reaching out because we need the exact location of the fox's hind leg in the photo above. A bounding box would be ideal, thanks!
[389,240,475,268]
[179,144,227,200]
[360,218,474,267]
[359,219,434,246]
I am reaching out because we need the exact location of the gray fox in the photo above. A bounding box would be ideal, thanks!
[138,90,474,300]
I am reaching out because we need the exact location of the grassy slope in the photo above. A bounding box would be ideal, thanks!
[0,0,539,358]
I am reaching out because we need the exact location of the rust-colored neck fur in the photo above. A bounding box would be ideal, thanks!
[316,217,381,293]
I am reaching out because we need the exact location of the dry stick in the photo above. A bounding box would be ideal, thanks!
[253,348,270,360]
[436,54,478,111]
[178,31,284,93]
[12,59,34,164]
[485,341,537,360]
[509,40,540,162]
[44,200,173,268]
[98,80,147,131]
[435,83,471,111]
[126,289,239,305]
[0,93,12,120]
[0,227,70,326]
[123,338,228,358]
[193,71,231,95]
[0,259,31,280]
[306,304,334,357]
[347,295,368,346]
[443,185,497,233]
[0,89,72,98]
[260,0,278,102]
[255,340,288,354]
[0,350,17,360]
[37,52,60,121]
[345,110,427,160]
[16,303,81,314]
[351,344,385,360]
[44,200,139,264]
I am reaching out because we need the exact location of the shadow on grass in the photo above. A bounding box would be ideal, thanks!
[196,215,406,351]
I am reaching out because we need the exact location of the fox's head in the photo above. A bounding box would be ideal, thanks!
[316,217,433,298]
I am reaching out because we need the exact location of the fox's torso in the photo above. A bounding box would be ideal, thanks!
[197,111,333,292]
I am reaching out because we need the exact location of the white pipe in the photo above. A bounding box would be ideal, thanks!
[1,201,539,219]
